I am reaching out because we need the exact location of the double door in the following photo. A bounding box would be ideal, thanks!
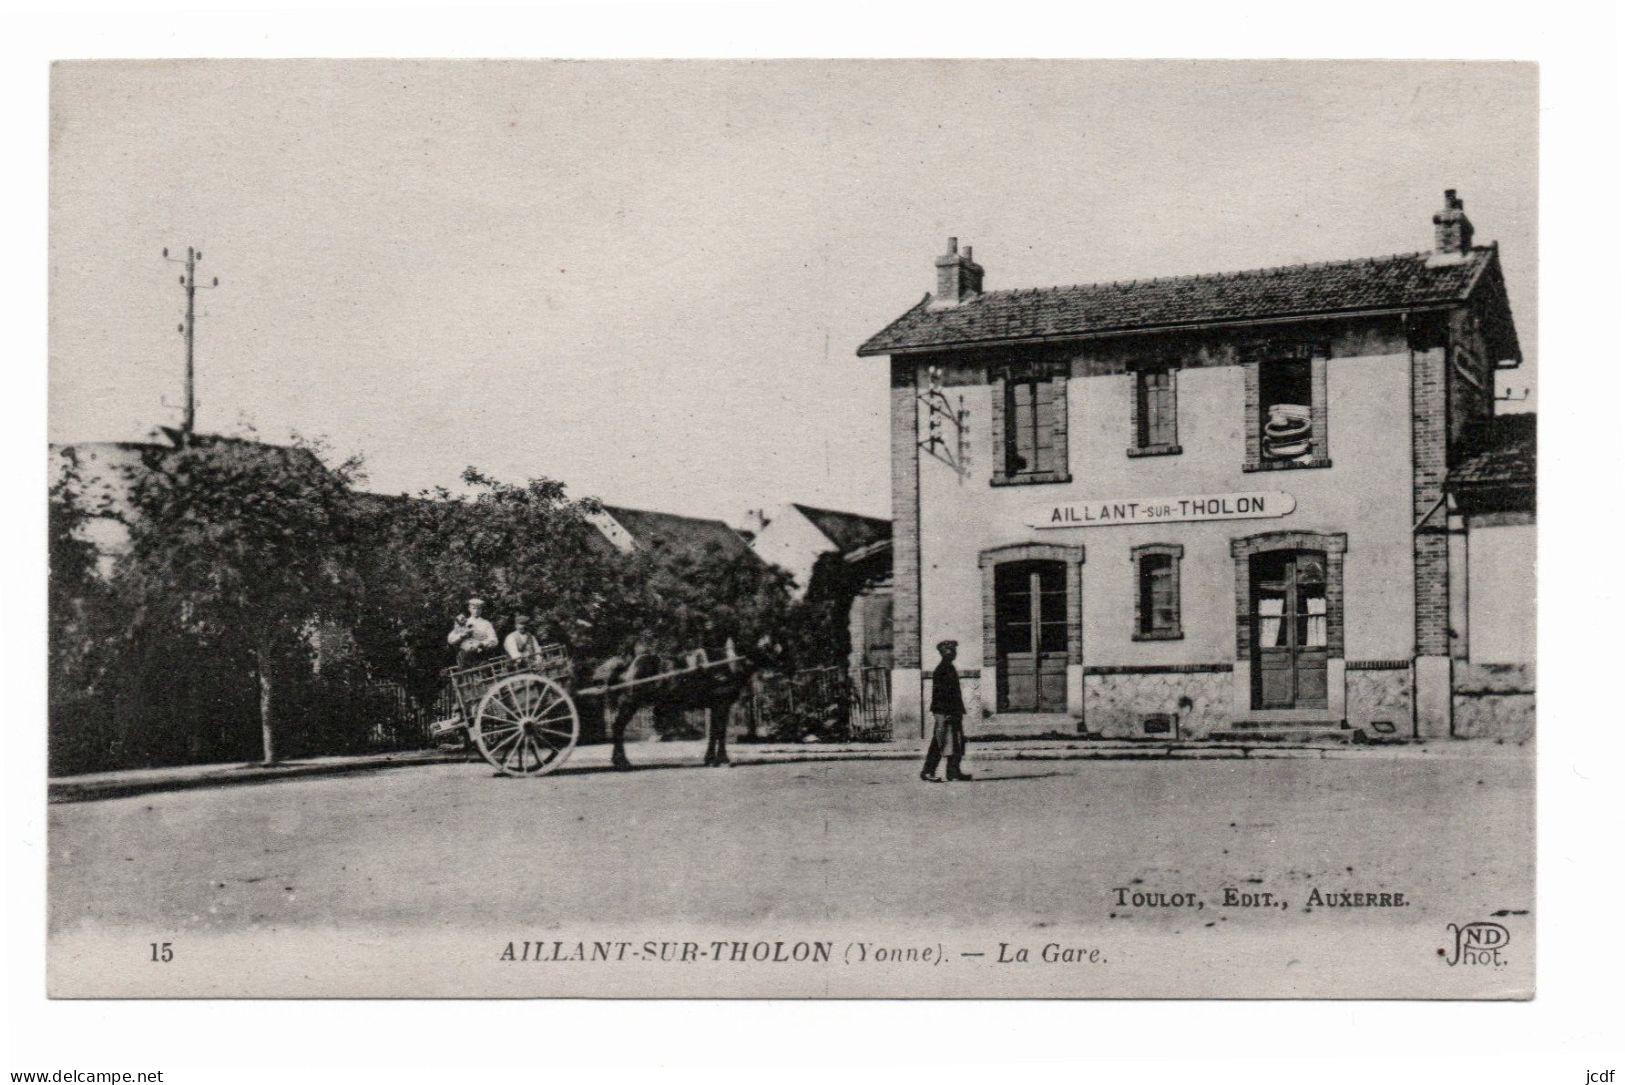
[1251,550,1329,710]
[995,560,1068,713]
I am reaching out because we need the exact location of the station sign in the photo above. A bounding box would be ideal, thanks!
[1029,491,1295,529]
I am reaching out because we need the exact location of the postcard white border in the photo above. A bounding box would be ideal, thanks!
[4,2,1622,1080]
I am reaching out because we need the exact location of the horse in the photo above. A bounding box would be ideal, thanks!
[593,636,777,769]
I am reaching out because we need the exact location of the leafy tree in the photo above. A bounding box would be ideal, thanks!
[48,449,103,600]
[48,448,126,771]
[348,468,628,707]
[119,436,363,765]
[349,469,823,706]
[618,539,806,661]
[48,449,107,677]
[52,439,840,771]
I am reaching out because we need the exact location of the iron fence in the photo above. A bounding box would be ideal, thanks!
[737,665,892,743]
[848,666,893,742]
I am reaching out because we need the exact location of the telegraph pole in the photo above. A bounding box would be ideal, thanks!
[162,246,219,444]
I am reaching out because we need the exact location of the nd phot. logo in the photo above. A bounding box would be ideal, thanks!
[1440,921,1510,967]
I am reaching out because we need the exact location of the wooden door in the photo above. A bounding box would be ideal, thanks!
[1251,550,1329,710]
[860,593,893,671]
[995,561,1069,712]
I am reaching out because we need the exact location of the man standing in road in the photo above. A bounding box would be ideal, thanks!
[448,596,499,669]
[921,639,972,783]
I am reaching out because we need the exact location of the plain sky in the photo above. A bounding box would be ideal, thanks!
[49,60,1537,523]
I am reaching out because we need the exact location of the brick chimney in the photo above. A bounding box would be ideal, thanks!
[933,237,983,306]
[1432,189,1475,255]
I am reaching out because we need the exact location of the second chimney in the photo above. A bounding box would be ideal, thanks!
[1432,189,1475,255]
[933,237,984,306]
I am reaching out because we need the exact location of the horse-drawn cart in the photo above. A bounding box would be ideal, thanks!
[428,645,580,776]
[429,640,748,777]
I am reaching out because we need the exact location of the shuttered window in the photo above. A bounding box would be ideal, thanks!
[1135,368,1178,451]
[1131,543,1184,640]
[991,362,1069,485]
[1006,378,1057,475]
[1140,556,1176,633]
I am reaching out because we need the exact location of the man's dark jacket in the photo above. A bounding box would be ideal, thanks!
[930,657,965,715]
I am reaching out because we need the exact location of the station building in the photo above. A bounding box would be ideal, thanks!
[857,191,1533,742]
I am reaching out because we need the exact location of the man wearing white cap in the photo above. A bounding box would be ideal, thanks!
[448,596,499,669]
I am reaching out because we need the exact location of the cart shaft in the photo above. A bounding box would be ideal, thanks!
[576,654,744,698]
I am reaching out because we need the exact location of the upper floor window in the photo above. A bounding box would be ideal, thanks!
[1131,543,1183,641]
[1246,354,1330,471]
[991,361,1071,485]
[1007,378,1055,473]
[1129,366,1181,456]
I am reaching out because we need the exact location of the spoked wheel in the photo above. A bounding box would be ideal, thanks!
[472,674,580,777]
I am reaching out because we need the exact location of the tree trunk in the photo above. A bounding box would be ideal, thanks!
[255,643,277,765]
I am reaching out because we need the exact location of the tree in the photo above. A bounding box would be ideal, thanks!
[348,468,627,706]
[120,436,362,765]
[348,469,821,705]
[619,539,803,660]
[48,448,126,772]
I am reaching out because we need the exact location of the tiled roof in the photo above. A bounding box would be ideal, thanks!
[792,503,891,554]
[600,505,758,562]
[1450,413,1536,490]
[858,248,1495,355]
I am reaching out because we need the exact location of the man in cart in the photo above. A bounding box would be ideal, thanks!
[447,596,499,669]
[503,613,544,662]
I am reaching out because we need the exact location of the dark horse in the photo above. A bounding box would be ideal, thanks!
[593,637,777,769]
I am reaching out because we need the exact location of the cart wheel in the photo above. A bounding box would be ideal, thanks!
[473,674,580,777]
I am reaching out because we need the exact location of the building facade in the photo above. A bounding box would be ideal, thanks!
[748,502,890,601]
[858,191,1531,742]
[747,502,893,679]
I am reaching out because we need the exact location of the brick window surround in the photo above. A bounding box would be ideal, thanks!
[1127,366,1182,457]
[1130,542,1184,641]
[1229,530,1348,659]
[1244,354,1331,472]
[990,360,1071,486]
[977,542,1085,674]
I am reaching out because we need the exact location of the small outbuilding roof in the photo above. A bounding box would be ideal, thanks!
[1449,412,1535,513]
[791,503,891,555]
[599,505,758,562]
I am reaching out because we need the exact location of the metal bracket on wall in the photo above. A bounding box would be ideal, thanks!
[918,365,971,483]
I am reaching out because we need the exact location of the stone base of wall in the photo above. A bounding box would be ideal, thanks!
[1346,667,1413,738]
[1082,670,1231,739]
[1453,693,1534,741]
[929,660,1530,742]
[1453,662,1534,742]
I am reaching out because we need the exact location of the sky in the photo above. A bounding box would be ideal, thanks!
[49,60,1537,524]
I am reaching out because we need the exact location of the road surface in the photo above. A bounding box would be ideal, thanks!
[50,751,1532,936]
